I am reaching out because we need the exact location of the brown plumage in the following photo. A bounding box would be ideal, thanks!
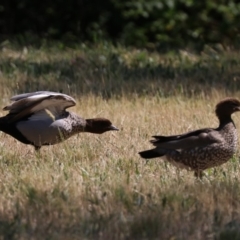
[139,98,240,177]
[0,91,119,150]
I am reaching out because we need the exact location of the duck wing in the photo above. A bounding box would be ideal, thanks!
[3,91,76,122]
[150,128,222,149]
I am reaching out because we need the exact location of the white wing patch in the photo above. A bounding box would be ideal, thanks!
[27,98,74,115]
[10,91,66,101]
[4,91,77,123]
[3,95,51,112]
[27,94,50,100]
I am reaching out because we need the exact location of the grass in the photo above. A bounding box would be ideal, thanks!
[1,42,240,239]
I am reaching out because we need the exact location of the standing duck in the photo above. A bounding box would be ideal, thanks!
[139,98,240,177]
[0,91,118,150]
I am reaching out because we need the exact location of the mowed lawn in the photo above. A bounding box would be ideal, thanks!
[1,44,240,239]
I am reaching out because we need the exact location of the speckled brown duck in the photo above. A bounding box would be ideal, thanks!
[139,98,240,177]
[0,91,118,150]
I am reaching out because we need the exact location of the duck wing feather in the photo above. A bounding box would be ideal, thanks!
[3,91,76,122]
[151,128,222,149]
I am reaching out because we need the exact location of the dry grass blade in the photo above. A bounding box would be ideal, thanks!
[0,44,240,239]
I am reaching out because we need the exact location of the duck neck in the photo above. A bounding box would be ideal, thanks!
[84,119,101,134]
[218,114,234,128]
[84,122,95,133]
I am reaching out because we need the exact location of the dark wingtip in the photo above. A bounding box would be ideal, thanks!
[139,149,164,159]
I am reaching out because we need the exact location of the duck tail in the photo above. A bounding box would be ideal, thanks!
[138,148,166,159]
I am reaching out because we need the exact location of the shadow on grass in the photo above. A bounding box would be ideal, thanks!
[0,183,239,240]
[1,52,240,98]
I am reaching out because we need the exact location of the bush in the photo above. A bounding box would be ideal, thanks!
[1,0,240,49]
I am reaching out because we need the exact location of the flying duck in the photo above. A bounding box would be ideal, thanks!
[139,98,240,177]
[0,91,119,150]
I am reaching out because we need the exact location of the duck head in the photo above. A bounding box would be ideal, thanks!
[215,98,240,121]
[85,118,119,134]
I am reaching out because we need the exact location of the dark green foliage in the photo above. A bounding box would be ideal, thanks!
[1,1,240,49]
[117,0,240,49]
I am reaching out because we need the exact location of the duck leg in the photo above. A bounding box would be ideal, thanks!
[34,146,41,151]
[194,170,204,179]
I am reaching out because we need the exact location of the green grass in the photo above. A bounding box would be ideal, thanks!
[1,42,240,239]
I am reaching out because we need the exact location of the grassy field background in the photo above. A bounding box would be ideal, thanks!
[1,43,240,239]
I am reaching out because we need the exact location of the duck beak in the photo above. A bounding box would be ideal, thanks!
[109,125,119,131]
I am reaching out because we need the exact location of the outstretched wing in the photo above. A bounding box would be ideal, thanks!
[150,128,222,149]
[3,91,76,122]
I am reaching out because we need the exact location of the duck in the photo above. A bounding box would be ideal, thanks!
[0,91,119,150]
[139,98,240,178]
